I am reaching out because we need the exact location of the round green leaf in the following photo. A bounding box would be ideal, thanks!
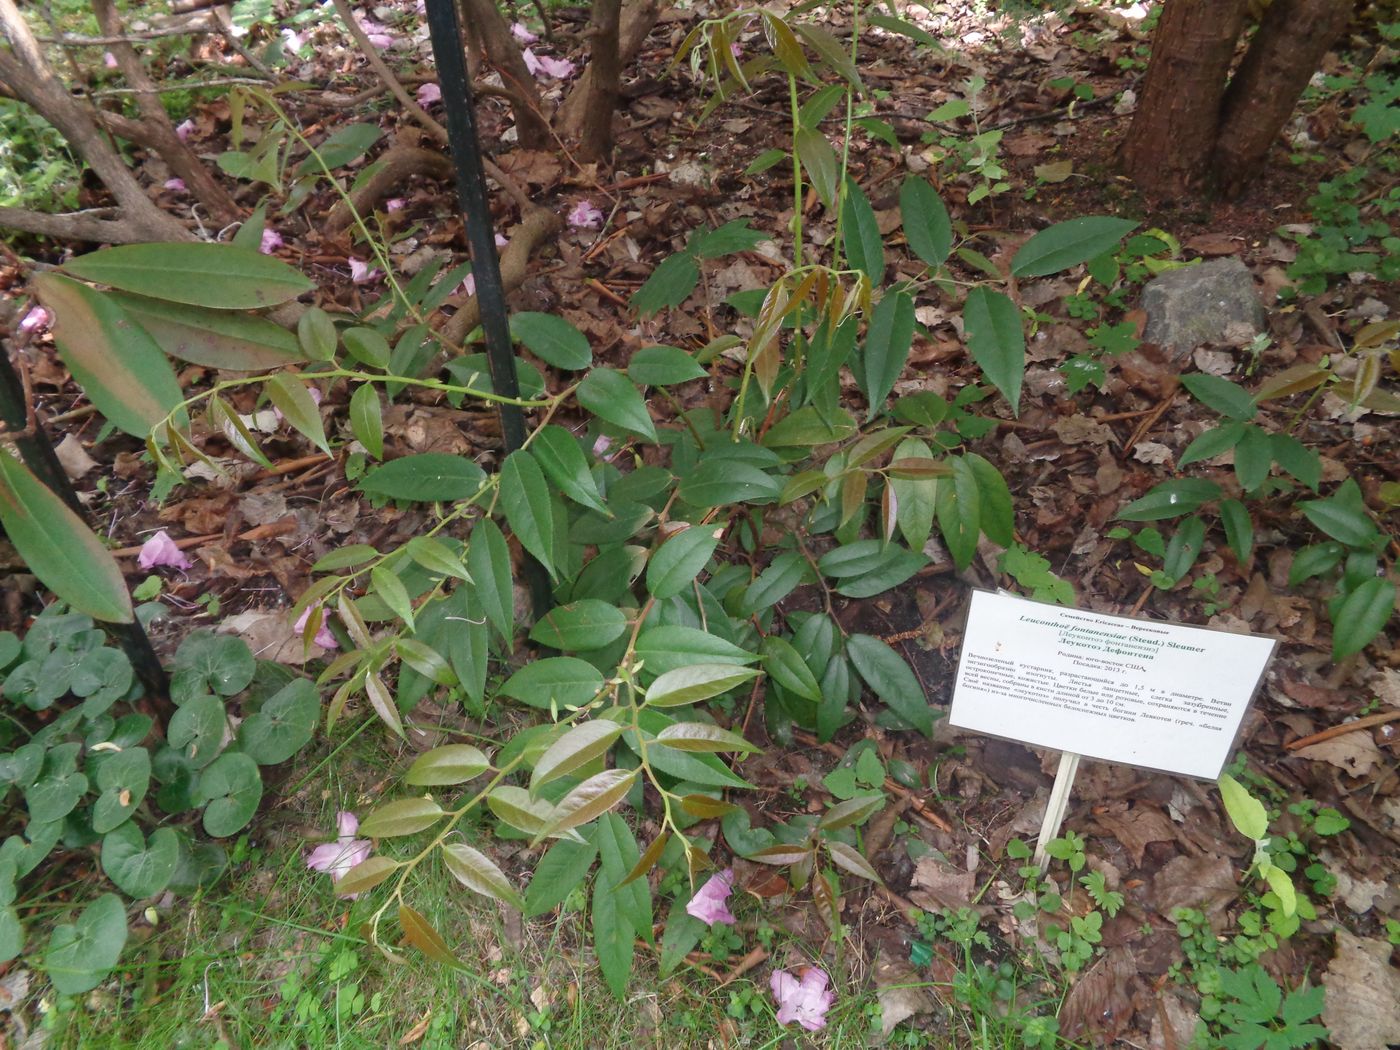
[100,823,178,898]
[171,632,255,698]
[168,694,227,769]
[237,678,318,765]
[44,893,129,996]
[91,748,150,833]
[197,752,263,837]
[510,312,592,370]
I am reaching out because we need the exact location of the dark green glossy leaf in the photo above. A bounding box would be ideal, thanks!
[1010,217,1138,278]
[62,243,312,309]
[511,312,592,370]
[963,287,1024,413]
[847,633,932,736]
[357,453,486,503]
[577,368,657,441]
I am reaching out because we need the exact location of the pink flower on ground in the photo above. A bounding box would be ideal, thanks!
[103,52,118,69]
[164,178,186,191]
[771,967,834,1031]
[495,232,509,247]
[416,82,441,106]
[511,22,538,43]
[260,228,284,254]
[137,530,192,571]
[592,434,613,459]
[461,273,476,297]
[280,27,304,53]
[18,306,49,332]
[175,119,195,142]
[306,811,372,894]
[385,198,405,213]
[349,258,382,284]
[354,15,393,48]
[522,48,575,79]
[293,602,338,650]
[567,199,603,229]
[686,869,736,926]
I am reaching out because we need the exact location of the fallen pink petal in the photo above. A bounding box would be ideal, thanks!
[164,177,186,191]
[280,27,303,53]
[386,198,405,212]
[355,15,393,49]
[568,200,604,229]
[306,810,372,893]
[495,232,509,247]
[521,47,542,76]
[103,51,117,68]
[293,603,338,650]
[175,119,195,142]
[461,273,476,297]
[511,21,538,43]
[349,258,382,284]
[533,54,575,79]
[137,530,192,571]
[260,228,284,254]
[771,967,833,1031]
[416,82,442,107]
[685,869,736,926]
[18,306,49,332]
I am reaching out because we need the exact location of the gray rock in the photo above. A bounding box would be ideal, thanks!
[1140,257,1265,360]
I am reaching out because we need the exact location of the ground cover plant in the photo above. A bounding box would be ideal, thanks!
[0,0,1398,1046]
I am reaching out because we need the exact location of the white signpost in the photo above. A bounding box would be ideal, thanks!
[948,591,1276,868]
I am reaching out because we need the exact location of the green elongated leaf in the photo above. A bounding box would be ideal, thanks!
[647,526,721,600]
[763,405,859,448]
[208,397,273,468]
[749,842,813,865]
[677,461,781,507]
[34,274,184,438]
[1218,773,1267,841]
[405,744,490,786]
[627,345,707,386]
[963,287,1024,413]
[0,452,133,623]
[441,842,525,911]
[62,242,312,308]
[468,519,514,645]
[835,547,928,598]
[1219,498,1254,563]
[406,536,470,581]
[965,453,1013,547]
[312,544,379,572]
[793,23,863,89]
[265,372,329,453]
[841,178,885,285]
[692,219,770,259]
[846,633,933,736]
[399,903,458,965]
[1180,374,1257,422]
[488,785,555,836]
[655,722,759,753]
[763,11,811,78]
[529,600,628,651]
[1162,515,1206,582]
[197,751,263,837]
[631,252,700,317]
[741,550,808,614]
[370,565,415,632]
[899,176,952,268]
[1117,479,1222,521]
[532,721,626,793]
[1299,495,1380,548]
[890,438,937,550]
[595,812,651,943]
[542,768,638,839]
[297,306,338,361]
[1010,217,1138,278]
[867,12,941,47]
[499,657,604,711]
[762,635,822,702]
[936,462,979,570]
[795,128,839,209]
[296,122,381,174]
[634,626,756,677]
[826,840,883,884]
[45,893,128,996]
[861,290,915,420]
[1332,578,1396,660]
[359,797,445,838]
[499,450,556,576]
[526,838,598,917]
[334,855,402,898]
[1268,433,1321,491]
[530,425,607,513]
[108,291,305,370]
[342,327,391,369]
[819,794,885,831]
[510,312,593,370]
[1233,425,1273,493]
[1179,421,1246,467]
[238,676,318,764]
[100,823,178,898]
[645,664,760,707]
[577,368,657,441]
[592,844,636,998]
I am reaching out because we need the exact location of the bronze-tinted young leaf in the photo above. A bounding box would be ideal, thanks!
[619,831,670,888]
[405,744,490,786]
[61,242,313,309]
[540,768,638,840]
[678,794,739,819]
[441,842,525,911]
[655,722,759,754]
[359,797,445,838]
[530,721,625,794]
[645,664,760,707]
[107,291,305,370]
[818,794,885,831]
[0,452,132,623]
[749,843,814,866]
[487,785,553,836]
[394,637,456,686]
[364,671,405,737]
[34,274,184,438]
[398,904,458,965]
[334,855,401,897]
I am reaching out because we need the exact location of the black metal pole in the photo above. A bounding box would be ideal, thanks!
[0,333,170,705]
[423,0,528,453]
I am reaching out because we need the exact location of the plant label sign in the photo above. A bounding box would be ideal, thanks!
[949,591,1276,780]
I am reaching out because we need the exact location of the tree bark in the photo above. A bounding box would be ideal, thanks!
[558,0,660,140]
[1212,0,1354,197]
[572,0,622,162]
[456,0,550,149]
[0,0,190,242]
[1117,0,1249,200]
[90,0,241,224]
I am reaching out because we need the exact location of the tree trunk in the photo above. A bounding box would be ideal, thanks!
[572,0,622,161]
[1212,0,1354,197]
[558,0,659,148]
[1117,0,1249,200]
[456,0,550,149]
[0,0,190,242]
